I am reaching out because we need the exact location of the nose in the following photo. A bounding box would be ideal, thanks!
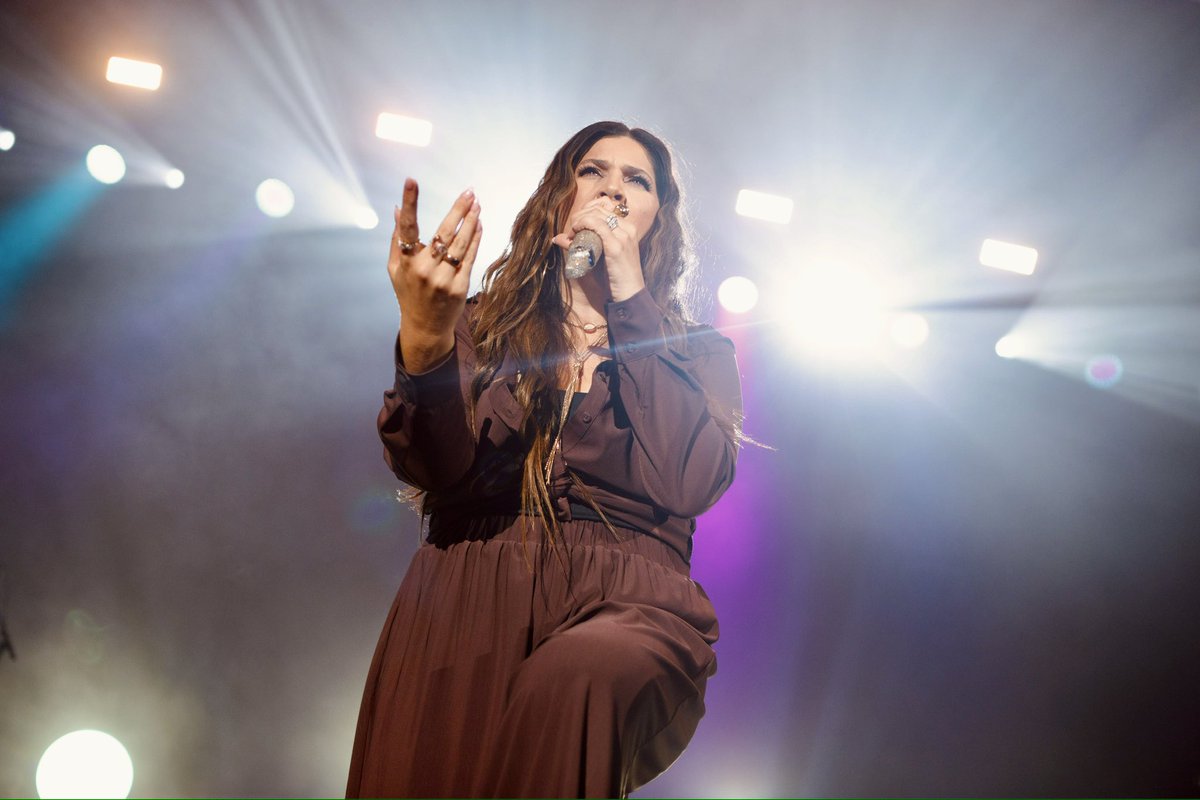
[598,176,624,203]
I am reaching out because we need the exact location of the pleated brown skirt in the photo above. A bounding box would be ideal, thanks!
[346,516,719,799]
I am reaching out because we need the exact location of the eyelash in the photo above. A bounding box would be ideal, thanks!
[577,165,652,191]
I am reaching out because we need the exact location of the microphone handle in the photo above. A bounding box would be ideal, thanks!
[565,230,603,279]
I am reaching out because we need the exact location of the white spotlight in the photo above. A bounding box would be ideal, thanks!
[164,169,185,189]
[735,189,793,224]
[105,56,162,90]
[354,206,380,230]
[36,729,134,799]
[995,335,1023,359]
[375,113,433,147]
[85,145,126,184]
[889,313,930,349]
[0,128,14,151]
[785,266,884,358]
[980,238,1038,275]
[255,178,295,218]
[717,276,759,314]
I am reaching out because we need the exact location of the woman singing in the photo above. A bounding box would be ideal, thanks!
[347,121,742,798]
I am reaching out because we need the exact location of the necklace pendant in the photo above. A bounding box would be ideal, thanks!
[581,322,599,334]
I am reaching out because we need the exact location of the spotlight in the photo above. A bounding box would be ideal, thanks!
[717,276,759,314]
[980,238,1038,275]
[354,207,379,230]
[889,312,930,349]
[36,729,134,799]
[1085,354,1123,389]
[105,56,162,91]
[85,145,126,184]
[164,169,185,189]
[995,335,1023,359]
[783,266,884,358]
[255,178,295,218]
[375,113,432,147]
[735,189,793,224]
[0,128,14,151]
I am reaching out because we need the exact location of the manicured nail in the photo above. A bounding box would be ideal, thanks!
[462,187,474,199]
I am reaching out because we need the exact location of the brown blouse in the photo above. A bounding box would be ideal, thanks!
[377,287,742,562]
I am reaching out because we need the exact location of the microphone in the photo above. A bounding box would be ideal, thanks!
[564,229,602,279]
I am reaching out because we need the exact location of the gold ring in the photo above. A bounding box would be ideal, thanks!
[614,203,629,218]
[444,254,462,267]
[397,237,420,255]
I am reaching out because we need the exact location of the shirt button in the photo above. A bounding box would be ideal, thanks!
[616,309,628,320]
[580,412,592,423]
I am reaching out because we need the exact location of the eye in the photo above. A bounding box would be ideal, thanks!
[577,165,601,177]
[629,175,652,191]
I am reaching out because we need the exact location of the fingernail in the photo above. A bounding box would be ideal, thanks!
[462,187,474,199]
[472,200,480,213]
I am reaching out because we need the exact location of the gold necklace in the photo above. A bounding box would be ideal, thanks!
[544,328,609,484]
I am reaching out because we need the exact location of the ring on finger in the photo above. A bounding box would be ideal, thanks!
[444,253,463,268]
[430,235,449,261]
[397,237,421,255]
[614,203,629,218]
[606,214,619,230]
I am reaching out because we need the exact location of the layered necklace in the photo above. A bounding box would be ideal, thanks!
[544,318,609,483]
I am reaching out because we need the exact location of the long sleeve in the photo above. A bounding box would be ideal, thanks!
[600,289,742,518]
[376,313,477,492]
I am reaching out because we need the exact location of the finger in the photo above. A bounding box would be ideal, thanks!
[430,188,475,256]
[397,177,420,246]
[444,200,480,266]
[452,219,483,293]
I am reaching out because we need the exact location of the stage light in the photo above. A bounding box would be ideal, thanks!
[889,312,930,349]
[1085,354,1123,389]
[783,265,885,358]
[375,113,432,147]
[0,128,14,151]
[717,276,759,313]
[85,145,126,184]
[735,189,793,224]
[164,169,184,189]
[255,178,295,218]
[995,335,1023,359]
[105,57,162,91]
[980,238,1038,275]
[354,207,379,230]
[36,729,134,798]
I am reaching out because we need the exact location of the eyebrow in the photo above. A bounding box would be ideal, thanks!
[579,158,653,182]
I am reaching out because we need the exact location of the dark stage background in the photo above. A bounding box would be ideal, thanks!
[2,1,1199,796]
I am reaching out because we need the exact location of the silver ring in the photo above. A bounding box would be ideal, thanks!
[606,215,619,230]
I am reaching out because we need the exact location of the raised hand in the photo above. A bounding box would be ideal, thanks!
[389,179,482,372]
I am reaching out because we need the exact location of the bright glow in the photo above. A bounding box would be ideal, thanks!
[995,335,1023,359]
[0,128,14,151]
[717,276,759,314]
[164,169,185,189]
[980,238,1038,275]
[889,312,930,349]
[255,178,295,218]
[36,730,134,798]
[375,113,433,147]
[784,266,884,357]
[354,206,380,230]
[1085,354,1123,389]
[85,145,126,184]
[105,57,162,91]
[735,189,793,224]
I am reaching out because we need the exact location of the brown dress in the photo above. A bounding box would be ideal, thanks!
[346,289,742,798]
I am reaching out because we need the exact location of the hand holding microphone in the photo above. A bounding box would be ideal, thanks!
[561,201,630,279]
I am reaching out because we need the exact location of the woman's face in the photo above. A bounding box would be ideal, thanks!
[565,135,661,244]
